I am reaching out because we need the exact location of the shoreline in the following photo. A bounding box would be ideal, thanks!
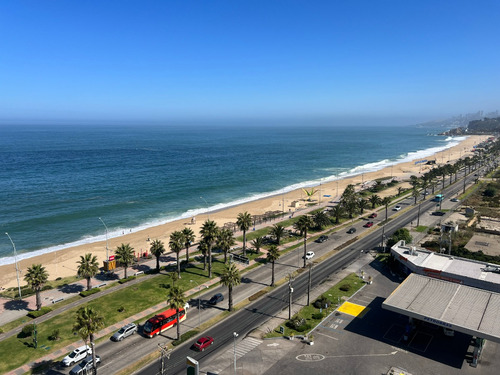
[0,135,490,289]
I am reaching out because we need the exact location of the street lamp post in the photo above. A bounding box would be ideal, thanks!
[200,196,209,220]
[233,331,239,375]
[98,217,109,262]
[5,233,22,299]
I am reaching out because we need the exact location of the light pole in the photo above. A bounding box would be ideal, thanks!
[98,217,109,262]
[5,233,22,299]
[200,196,209,220]
[190,280,208,328]
[233,331,239,375]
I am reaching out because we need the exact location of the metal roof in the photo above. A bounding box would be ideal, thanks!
[382,273,500,343]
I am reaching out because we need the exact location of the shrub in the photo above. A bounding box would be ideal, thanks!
[48,329,60,341]
[286,317,306,330]
[339,283,351,292]
[313,296,331,308]
[172,330,199,346]
[41,285,53,291]
[118,275,136,284]
[249,290,267,301]
[295,323,311,332]
[27,306,52,318]
[80,288,101,297]
[118,306,125,312]
[21,324,34,337]
[312,312,324,320]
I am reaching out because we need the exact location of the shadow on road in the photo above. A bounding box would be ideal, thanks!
[3,298,29,311]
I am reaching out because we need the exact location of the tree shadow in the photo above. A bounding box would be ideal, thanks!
[31,359,60,374]
[133,263,152,273]
[3,298,29,311]
[95,271,119,281]
[57,283,84,294]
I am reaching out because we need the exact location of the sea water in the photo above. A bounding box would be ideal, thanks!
[0,121,464,264]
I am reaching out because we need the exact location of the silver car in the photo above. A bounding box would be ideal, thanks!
[111,322,137,341]
[69,355,101,375]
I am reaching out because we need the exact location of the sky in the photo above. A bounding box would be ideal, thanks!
[1,0,499,123]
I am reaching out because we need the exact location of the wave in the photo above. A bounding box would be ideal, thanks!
[0,135,467,266]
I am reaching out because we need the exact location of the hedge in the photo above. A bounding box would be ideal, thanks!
[80,288,101,297]
[172,329,199,346]
[27,306,52,319]
[118,275,137,284]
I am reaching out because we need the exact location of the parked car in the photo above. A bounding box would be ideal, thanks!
[393,205,402,211]
[347,227,356,234]
[111,322,137,341]
[69,355,101,375]
[315,235,328,243]
[209,293,224,305]
[368,213,377,218]
[451,198,459,202]
[193,336,214,351]
[364,221,374,228]
[304,251,315,260]
[62,345,92,367]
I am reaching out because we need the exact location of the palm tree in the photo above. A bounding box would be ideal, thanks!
[77,253,99,291]
[382,197,392,221]
[369,194,381,209]
[220,262,241,312]
[269,224,286,245]
[24,264,49,311]
[149,239,165,273]
[266,245,280,286]
[169,231,184,279]
[236,212,252,256]
[73,306,104,374]
[330,204,343,224]
[397,186,405,196]
[411,187,420,205]
[313,211,330,229]
[217,228,236,263]
[197,239,209,270]
[167,286,186,340]
[200,220,219,278]
[251,236,264,254]
[181,227,195,263]
[115,243,134,279]
[357,198,369,215]
[302,187,318,201]
[294,215,314,268]
[342,199,358,219]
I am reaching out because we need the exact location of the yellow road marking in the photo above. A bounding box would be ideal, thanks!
[338,301,369,318]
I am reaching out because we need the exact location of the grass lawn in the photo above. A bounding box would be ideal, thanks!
[415,226,428,232]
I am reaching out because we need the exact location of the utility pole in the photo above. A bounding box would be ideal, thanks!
[463,166,467,194]
[158,343,172,375]
[288,274,293,320]
[307,263,312,306]
[381,225,385,252]
[417,203,421,227]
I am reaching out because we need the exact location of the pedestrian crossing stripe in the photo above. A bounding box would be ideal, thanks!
[337,301,369,318]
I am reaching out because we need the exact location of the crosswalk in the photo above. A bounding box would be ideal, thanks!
[202,337,263,374]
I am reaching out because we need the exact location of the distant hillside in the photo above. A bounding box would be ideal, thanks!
[441,116,500,136]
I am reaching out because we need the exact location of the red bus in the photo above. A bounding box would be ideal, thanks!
[143,308,186,338]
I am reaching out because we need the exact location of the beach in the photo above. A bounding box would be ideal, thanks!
[0,135,490,290]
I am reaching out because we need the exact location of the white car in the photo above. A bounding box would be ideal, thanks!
[393,205,402,211]
[62,345,92,366]
[304,251,315,260]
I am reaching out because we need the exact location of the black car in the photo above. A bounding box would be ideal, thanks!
[209,293,224,305]
[315,235,328,243]
[347,227,356,234]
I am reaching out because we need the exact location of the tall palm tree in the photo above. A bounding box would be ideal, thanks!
[313,211,330,229]
[220,262,241,312]
[236,212,252,256]
[382,196,392,221]
[149,239,165,273]
[412,187,420,205]
[197,239,209,270]
[169,231,184,279]
[330,204,343,224]
[251,236,264,254]
[342,199,358,219]
[217,228,236,263]
[369,194,381,209]
[181,227,195,263]
[77,253,99,291]
[73,306,104,374]
[200,220,219,278]
[167,285,186,340]
[357,198,369,215]
[24,264,49,311]
[269,224,286,245]
[294,215,314,268]
[266,245,280,286]
[397,186,405,196]
[115,243,134,279]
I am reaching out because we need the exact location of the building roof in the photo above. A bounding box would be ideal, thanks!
[383,273,500,342]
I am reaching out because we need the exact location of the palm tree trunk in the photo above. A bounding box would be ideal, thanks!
[302,231,307,268]
[177,256,181,279]
[176,310,180,340]
[124,265,128,279]
[185,246,190,263]
[228,285,233,311]
[271,262,275,286]
[208,246,212,278]
[91,334,97,375]
[203,254,207,270]
[36,288,42,311]
[243,231,246,256]
[156,256,160,273]
[87,276,91,291]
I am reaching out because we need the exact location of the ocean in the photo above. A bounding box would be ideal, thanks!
[0,121,463,265]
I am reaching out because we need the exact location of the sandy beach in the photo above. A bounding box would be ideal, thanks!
[0,135,491,290]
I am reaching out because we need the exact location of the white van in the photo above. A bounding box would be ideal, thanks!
[62,345,91,366]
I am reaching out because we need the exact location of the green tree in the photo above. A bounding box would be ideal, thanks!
[302,187,318,201]
[77,253,99,291]
[294,215,314,268]
[169,231,184,279]
[181,227,195,263]
[115,243,134,279]
[382,197,392,221]
[357,198,369,215]
[24,264,49,311]
[149,239,165,273]
[387,228,413,248]
[251,236,264,254]
[197,239,209,270]
[73,306,104,374]
[266,245,280,286]
[236,212,252,256]
[269,224,286,245]
[411,187,420,205]
[313,211,330,229]
[217,228,236,263]
[369,194,381,209]
[200,220,219,278]
[167,286,186,340]
[220,262,241,312]
[329,204,343,224]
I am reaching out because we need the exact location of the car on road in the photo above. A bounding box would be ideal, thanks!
[69,355,101,375]
[347,227,356,234]
[364,221,374,228]
[393,205,402,211]
[451,198,459,202]
[368,213,377,218]
[315,235,328,243]
[209,293,224,305]
[193,336,214,351]
[304,251,315,260]
[111,322,137,341]
[62,345,92,367]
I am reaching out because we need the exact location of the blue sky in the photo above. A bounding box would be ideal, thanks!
[1,0,499,123]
